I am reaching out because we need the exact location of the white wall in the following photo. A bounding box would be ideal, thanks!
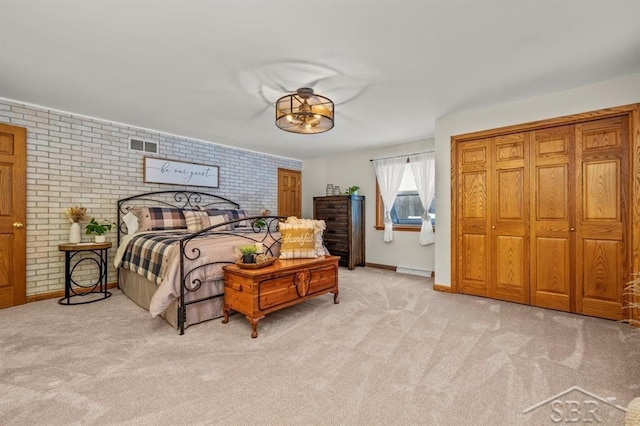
[303,138,436,273]
[434,72,640,287]
[0,99,301,296]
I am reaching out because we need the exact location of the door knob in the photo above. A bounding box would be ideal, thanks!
[570,227,575,231]
[491,225,496,229]
[13,222,24,229]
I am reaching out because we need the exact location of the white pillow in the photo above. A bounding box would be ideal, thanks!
[122,211,139,235]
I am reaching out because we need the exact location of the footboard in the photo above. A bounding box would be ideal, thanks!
[177,215,283,334]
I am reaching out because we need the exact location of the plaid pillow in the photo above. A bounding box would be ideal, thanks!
[184,210,209,232]
[132,207,188,231]
[208,214,232,231]
[206,209,249,228]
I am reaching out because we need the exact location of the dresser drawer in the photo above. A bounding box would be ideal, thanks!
[315,209,348,222]
[315,199,348,211]
[324,239,349,253]
[324,228,348,238]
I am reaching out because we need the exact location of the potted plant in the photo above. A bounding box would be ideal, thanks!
[239,244,258,263]
[347,185,360,196]
[253,218,267,230]
[85,218,113,243]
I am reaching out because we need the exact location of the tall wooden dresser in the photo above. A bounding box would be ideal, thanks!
[313,195,365,270]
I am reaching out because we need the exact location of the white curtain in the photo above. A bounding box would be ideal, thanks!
[409,153,436,245]
[372,157,407,242]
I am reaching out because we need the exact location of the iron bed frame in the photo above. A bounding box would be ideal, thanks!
[117,190,283,334]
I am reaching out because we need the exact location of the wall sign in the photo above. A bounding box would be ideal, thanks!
[144,157,219,188]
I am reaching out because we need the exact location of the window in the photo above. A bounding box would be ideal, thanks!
[375,162,435,231]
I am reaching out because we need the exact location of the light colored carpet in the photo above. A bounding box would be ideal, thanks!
[1,267,638,425]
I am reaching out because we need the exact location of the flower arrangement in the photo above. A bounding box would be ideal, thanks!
[65,206,87,223]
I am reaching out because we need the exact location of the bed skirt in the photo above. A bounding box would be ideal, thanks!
[119,268,225,329]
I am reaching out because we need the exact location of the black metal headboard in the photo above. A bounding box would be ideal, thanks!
[116,190,241,246]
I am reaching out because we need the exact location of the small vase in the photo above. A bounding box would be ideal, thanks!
[326,184,334,196]
[69,222,81,244]
[242,254,256,264]
[95,235,106,243]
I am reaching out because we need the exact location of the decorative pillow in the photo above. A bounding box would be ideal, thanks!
[131,207,188,231]
[285,217,326,256]
[279,222,317,259]
[206,209,249,228]
[208,214,232,231]
[184,210,210,232]
[122,211,139,235]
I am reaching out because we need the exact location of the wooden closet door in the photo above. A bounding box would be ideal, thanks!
[530,126,575,312]
[575,117,629,320]
[491,133,529,304]
[458,139,491,297]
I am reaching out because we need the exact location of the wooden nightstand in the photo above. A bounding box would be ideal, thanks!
[222,255,339,338]
[58,242,112,305]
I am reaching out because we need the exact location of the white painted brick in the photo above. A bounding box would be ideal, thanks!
[1,99,300,297]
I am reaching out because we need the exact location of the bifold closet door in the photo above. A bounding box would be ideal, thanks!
[575,116,629,320]
[457,135,530,303]
[458,139,491,297]
[529,125,575,312]
[454,106,635,321]
[490,133,529,304]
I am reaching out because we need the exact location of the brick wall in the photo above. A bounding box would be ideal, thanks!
[0,99,301,296]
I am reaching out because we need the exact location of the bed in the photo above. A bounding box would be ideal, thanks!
[115,191,283,334]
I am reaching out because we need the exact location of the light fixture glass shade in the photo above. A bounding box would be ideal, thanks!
[275,87,334,134]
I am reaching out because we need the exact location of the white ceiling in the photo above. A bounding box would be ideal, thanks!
[2,0,640,160]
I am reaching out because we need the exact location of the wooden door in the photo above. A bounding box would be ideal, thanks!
[575,117,628,320]
[0,123,27,308]
[490,133,529,304]
[530,125,575,312]
[457,139,491,297]
[278,168,301,218]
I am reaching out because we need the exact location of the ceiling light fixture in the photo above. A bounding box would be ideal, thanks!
[275,87,334,134]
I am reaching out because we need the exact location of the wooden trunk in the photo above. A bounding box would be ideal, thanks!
[222,256,339,338]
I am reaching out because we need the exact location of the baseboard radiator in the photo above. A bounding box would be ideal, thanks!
[395,267,433,278]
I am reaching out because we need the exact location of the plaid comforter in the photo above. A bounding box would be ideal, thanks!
[119,231,188,285]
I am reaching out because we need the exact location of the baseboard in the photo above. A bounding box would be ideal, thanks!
[26,282,118,303]
[365,262,397,271]
[433,284,453,293]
